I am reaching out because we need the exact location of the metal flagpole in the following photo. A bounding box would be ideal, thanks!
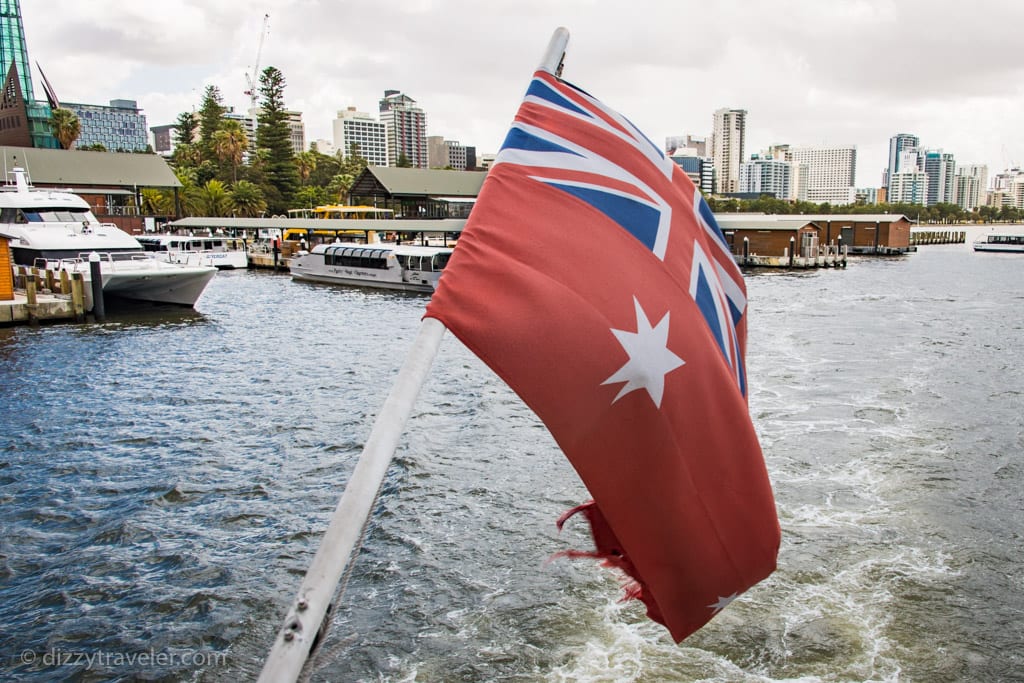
[257,27,570,683]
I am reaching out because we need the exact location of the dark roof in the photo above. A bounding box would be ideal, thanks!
[0,146,181,188]
[350,166,487,199]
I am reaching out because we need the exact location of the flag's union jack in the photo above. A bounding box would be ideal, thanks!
[493,71,749,396]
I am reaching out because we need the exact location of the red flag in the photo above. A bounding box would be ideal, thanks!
[424,69,779,642]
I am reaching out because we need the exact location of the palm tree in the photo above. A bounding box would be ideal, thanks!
[294,151,317,185]
[187,179,233,217]
[212,120,248,182]
[229,181,268,217]
[140,188,175,216]
[49,107,81,150]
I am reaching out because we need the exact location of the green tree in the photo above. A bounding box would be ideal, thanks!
[173,111,197,148]
[197,85,226,164]
[49,107,81,150]
[396,152,412,168]
[293,185,330,210]
[306,150,343,187]
[332,144,369,202]
[255,66,300,213]
[187,179,233,217]
[294,151,317,185]
[140,188,175,216]
[212,120,249,182]
[229,180,268,217]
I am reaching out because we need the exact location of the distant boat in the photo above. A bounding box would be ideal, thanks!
[973,233,1024,253]
[1,166,216,307]
[137,234,249,270]
[289,242,452,293]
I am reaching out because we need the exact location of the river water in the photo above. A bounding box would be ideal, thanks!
[1,226,1022,682]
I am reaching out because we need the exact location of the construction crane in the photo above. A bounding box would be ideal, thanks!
[243,13,270,133]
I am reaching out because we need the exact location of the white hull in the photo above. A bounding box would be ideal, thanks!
[973,243,1024,253]
[57,257,217,307]
[291,269,435,293]
[100,267,218,306]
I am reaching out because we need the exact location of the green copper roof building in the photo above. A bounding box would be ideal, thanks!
[0,0,60,148]
[0,0,33,103]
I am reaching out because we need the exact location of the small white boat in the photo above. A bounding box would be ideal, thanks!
[289,242,452,293]
[973,233,1024,253]
[137,234,249,269]
[1,166,216,307]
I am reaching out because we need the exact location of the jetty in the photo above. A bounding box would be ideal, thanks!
[910,230,966,245]
[1,265,90,326]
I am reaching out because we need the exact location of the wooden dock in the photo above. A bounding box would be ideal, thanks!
[1,266,89,326]
[910,230,966,245]
[735,244,848,269]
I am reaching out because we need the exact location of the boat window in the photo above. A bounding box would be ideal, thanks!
[433,252,451,270]
[323,246,387,269]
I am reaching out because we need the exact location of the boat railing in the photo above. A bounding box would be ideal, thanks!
[165,249,215,267]
[67,251,163,271]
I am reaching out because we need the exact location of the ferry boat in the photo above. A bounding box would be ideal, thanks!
[1,167,216,307]
[973,233,1024,253]
[136,234,249,269]
[289,242,452,293]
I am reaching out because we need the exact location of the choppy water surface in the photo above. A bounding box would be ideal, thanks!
[1,227,1022,682]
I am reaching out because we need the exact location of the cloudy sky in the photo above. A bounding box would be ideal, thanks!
[19,0,1024,188]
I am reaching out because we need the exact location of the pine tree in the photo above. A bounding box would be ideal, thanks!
[255,66,300,214]
[197,85,226,164]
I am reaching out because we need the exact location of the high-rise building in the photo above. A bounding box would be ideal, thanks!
[332,107,387,166]
[923,150,955,206]
[427,135,467,170]
[64,99,148,151]
[150,123,175,155]
[286,111,305,156]
[887,168,929,205]
[739,155,792,199]
[668,147,714,195]
[379,90,427,168]
[791,145,857,205]
[711,108,746,194]
[887,133,919,189]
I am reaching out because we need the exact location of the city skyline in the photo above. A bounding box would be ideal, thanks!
[17,0,1024,188]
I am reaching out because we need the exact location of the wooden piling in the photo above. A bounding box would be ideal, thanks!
[25,277,39,326]
[71,273,86,323]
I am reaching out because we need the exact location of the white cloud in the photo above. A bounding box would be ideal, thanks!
[19,0,1024,185]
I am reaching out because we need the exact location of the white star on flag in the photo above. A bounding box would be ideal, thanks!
[602,296,685,408]
[708,593,739,615]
